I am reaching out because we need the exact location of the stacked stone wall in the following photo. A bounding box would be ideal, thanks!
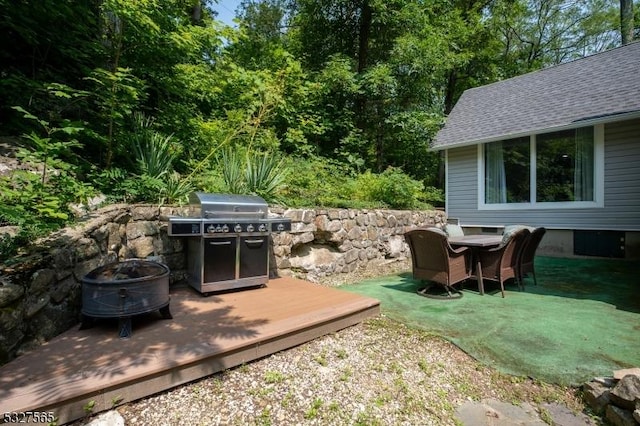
[0,204,445,365]
[271,207,445,282]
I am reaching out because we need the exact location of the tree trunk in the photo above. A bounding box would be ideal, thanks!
[357,1,372,73]
[191,0,202,25]
[444,70,458,115]
[355,1,373,161]
[620,0,634,45]
[375,104,385,172]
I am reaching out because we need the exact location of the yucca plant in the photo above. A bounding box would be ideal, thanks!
[133,131,177,179]
[219,147,246,194]
[244,152,288,202]
[160,172,194,205]
[130,112,177,179]
[217,148,288,202]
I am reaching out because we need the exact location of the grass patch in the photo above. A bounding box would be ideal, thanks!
[304,398,324,419]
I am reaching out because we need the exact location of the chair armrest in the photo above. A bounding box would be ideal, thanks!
[449,245,470,255]
[483,243,507,253]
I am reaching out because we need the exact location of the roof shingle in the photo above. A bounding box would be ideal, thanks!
[433,41,640,149]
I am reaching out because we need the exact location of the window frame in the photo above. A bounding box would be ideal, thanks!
[477,124,604,210]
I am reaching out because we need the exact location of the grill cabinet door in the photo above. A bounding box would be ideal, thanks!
[239,236,269,278]
[203,237,237,283]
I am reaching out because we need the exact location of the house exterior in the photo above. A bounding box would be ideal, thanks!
[433,41,640,259]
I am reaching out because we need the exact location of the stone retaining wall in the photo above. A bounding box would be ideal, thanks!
[0,204,445,365]
[273,207,445,282]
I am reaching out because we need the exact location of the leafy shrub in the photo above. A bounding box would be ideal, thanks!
[279,156,364,208]
[91,114,192,205]
[354,167,427,209]
[0,168,95,263]
[0,227,34,264]
[280,157,439,209]
[420,185,444,207]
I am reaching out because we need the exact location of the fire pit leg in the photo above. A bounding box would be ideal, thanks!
[118,316,132,339]
[79,314,95,330]
[159,304,173,320]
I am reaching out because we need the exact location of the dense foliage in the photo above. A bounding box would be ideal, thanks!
[0,0,635,261]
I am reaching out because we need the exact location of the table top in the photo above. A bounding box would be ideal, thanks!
[449,234,502,247]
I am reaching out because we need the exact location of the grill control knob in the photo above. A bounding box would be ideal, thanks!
[215,225,223,233]
[258,224,267,232]
[206,225,216,233]
[277,223,285,231]
[247,224,255,232]
[221,224,229,233]
[234,224,243,233]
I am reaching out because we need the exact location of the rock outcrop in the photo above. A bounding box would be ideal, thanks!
[583,368,640,425]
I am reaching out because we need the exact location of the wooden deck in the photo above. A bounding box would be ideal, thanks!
[0,277,380,425]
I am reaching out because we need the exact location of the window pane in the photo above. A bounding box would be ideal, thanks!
[485,137,530,204]
[536,127,594,202]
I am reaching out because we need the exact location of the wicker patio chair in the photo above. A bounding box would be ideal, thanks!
[405,227,472,299]
[477,227,530,298]
[518,227,546,287]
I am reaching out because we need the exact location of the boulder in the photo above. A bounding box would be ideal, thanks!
[85,410,125,426]
[289,245,338,271]
[615,368,640,380]
[0,283,25,307]
[606,404,638,426]
[610,374,640,410]
[583,379,612,414]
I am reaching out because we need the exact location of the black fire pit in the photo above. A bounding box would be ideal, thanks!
[80,259,172,338]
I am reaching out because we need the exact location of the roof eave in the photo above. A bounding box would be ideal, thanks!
[431,109,640,151]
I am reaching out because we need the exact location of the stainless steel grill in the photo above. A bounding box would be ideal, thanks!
[168,192,291,294]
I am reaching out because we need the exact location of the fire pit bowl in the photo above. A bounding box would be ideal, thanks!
[80,259,172,338]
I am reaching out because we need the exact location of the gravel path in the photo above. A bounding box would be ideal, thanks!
[77,260,599,425]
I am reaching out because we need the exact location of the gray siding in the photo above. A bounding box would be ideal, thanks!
[446,118,640,231]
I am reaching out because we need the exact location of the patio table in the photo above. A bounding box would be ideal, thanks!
[449,235,502,295]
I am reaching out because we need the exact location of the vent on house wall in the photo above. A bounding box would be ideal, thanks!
[573,230,625,258]
[481,227,500,234]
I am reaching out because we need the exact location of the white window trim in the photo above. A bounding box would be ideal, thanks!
[444,149,449,215]
[477,124,604,210]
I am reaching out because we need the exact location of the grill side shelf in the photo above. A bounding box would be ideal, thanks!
[268,219,292,232]
[168,218,202,236]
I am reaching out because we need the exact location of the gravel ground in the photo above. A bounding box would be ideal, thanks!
[81,259,599,425]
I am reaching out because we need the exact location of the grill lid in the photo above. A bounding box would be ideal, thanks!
[189,192,268,219]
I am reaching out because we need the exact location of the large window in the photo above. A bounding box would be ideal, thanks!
[484,137,530,204]
[536,128,594,202]
[482,125,599,207]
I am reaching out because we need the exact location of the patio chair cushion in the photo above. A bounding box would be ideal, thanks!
[444,224,465,238]
[501,225,533,245]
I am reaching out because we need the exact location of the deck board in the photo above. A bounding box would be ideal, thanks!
[0,277,379,425]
